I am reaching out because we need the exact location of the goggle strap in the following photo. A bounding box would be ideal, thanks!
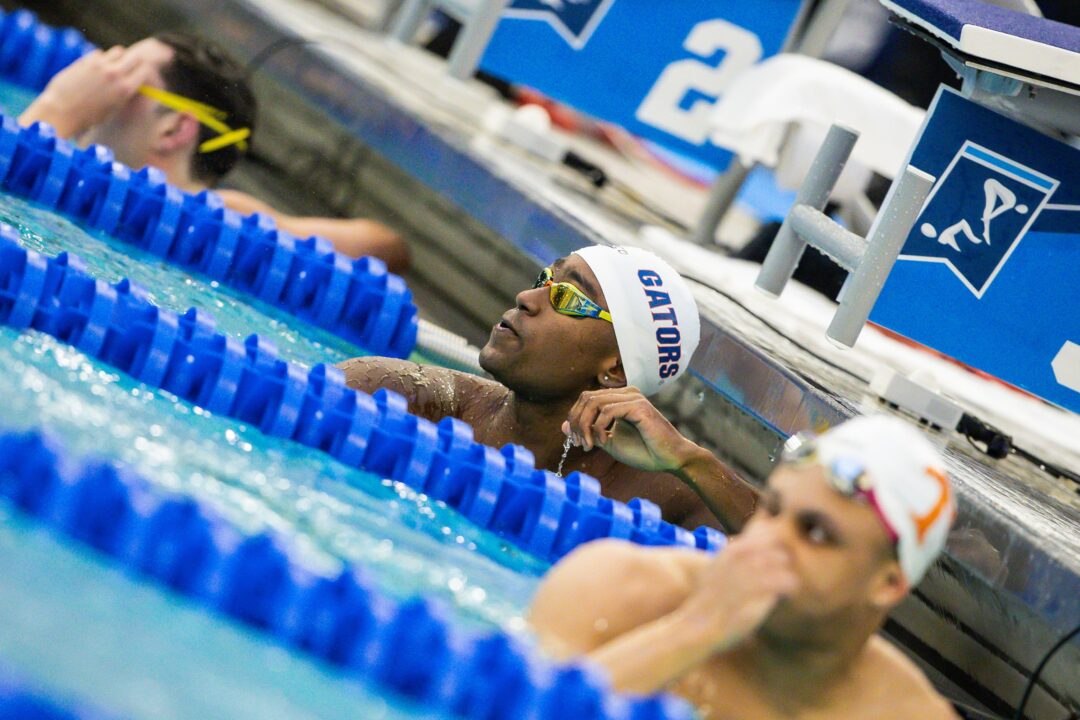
[199,127,251,154]
[140,85,250,154]
[140,85,227,122]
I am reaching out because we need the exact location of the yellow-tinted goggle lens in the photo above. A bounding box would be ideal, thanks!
[531,266,612,322]
[534,267,553,288]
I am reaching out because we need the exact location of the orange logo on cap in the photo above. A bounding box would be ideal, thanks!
[912,467,952,542]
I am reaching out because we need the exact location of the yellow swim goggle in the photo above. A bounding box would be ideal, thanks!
[534,266,613,323]
[138,85,251,154]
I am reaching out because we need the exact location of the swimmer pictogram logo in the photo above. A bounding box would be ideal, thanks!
[900,141,1059,298]
[503,0,615,49]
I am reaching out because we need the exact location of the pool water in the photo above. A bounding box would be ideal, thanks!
[0,82,551,718]
[0,191,369,370]
[0,80,35,118]
[0,506,446,720]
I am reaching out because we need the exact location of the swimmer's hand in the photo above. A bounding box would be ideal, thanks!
[563,387,704,473]
[565,387,758,530]
[20,45,158,138]
[579,524,797,694]
[678,521,798,651]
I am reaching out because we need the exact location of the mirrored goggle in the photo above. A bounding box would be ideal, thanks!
[781,431,870,497]
[534,267,612,323]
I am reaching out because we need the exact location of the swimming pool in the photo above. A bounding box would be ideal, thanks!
[0,189,561,708]
[0,25,714,714]
[0,76,556,717]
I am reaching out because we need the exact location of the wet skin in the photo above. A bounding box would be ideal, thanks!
[528,464,958,719]
[339,255,726,530]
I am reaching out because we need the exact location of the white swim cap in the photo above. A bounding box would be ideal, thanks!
[574,245,700,397]
[783,415,956,585]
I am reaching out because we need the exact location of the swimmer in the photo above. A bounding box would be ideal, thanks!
[18,32,409,272]
[340,245,758,531]
[530,414,960,719]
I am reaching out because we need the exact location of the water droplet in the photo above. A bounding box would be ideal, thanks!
[556,435,572,477]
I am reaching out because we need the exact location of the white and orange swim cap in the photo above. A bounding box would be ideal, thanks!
[782,415,956,585]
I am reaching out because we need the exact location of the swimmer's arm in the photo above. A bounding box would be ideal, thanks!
[337,355,493,424]
[530,541,719,695]
[216,190,410,273]
[673,445,758,532]
[535,527,798,696]
[566,389,757,532]
[528,540,701,661]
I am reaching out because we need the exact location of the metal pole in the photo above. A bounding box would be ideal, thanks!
[796,0,855,57]
[376,0,408,32]
[788,205,865,271]
[689,158,755,245]
[826,165,934,347]
[690,0,816,248]
[756,124,858,297]
[388,0,430,42]
[446,0,509,80]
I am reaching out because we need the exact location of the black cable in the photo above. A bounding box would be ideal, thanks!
[958,413,1080,488]
[1014,622,1080,720]
[679,274,1080,487]
[559,151,692,232]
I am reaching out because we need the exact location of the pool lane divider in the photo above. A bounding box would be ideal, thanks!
[0,9,95,93]
[0,8,416,358]
[0,228,727,562]
[0,10,415,359]
[0,427,697,720]
[0,117,418,357]
[0,664,121,720]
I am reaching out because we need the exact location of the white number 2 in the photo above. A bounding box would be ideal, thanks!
[635,19,762,145]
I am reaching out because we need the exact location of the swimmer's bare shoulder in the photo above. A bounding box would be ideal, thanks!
[529,539,705,660]
[856,637,960,719]
[336,356,503,423]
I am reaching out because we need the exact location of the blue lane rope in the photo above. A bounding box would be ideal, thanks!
[0,426,697,720]
[0,8,418,358]
[0,664,123,720]
[0,9,96,93]
[0,228,727,561]
[0,118,418,357]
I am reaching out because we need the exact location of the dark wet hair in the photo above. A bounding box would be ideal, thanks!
[154,31,257,185]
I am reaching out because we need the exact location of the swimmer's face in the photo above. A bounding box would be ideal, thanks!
[749,462,907,637]
[82,39,177,171]
[480,254,621,401]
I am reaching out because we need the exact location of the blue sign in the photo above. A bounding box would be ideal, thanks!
[871,87,1080,414]
[479,1,804,169]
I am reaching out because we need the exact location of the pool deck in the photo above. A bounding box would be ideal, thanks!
[18,0,1080,715]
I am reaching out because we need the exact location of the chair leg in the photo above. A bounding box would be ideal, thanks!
[388,0,431,43]
[446,0,509,80]
[690,158,756,246]
[756,124,858,297]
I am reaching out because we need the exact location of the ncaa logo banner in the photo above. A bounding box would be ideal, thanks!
[871,87,1080,414]
[479,0,804,170]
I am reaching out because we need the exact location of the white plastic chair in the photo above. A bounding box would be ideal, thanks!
[709,53,924,234]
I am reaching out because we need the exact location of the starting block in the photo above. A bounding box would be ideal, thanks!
[870,0,1080,415]
[757,0,1080,415]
